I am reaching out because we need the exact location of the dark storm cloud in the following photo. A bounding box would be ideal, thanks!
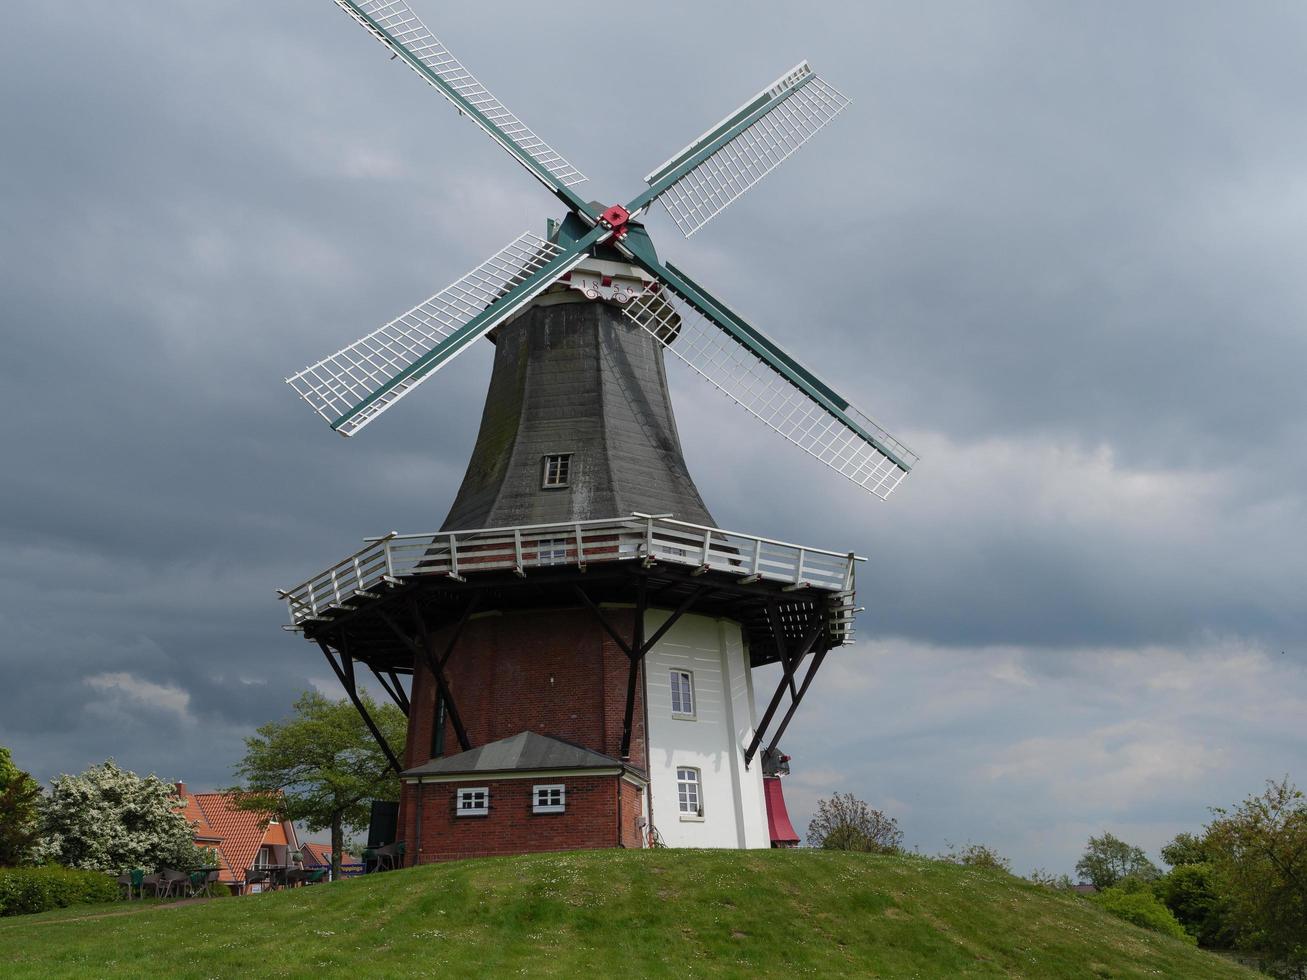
[1,2,1302,872]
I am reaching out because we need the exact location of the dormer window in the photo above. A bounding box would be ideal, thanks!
[542,453,572,488]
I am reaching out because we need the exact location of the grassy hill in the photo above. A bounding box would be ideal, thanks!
[1,850,1257,978]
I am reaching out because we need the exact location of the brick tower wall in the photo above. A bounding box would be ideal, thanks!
[405,605,647,772]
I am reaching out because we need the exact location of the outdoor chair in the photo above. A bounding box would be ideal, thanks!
[141,872,164,898]
[374,842,405,871]
[161,868,194,899]
[116,872,133,900]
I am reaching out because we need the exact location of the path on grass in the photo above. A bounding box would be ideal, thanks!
[0,897,214,927]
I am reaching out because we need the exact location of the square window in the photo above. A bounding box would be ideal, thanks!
[457,787,489,817]
[542,453,572,488]
[537,537,568,565]
[532,784,566,814]
[676,767,702,817]
[670,670,695,718]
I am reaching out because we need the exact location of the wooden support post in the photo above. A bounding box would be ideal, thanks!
[744,610,827,766]
[767,602,800,700]
[764,645,829,755]
[316,639,403,775]
[375,605,473,754]
[573,585,636,658]
[387,670,410,715]
[368,665,408,716]
[618,579,647,761]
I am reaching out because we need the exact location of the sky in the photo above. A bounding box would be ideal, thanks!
[1,1,1303,874]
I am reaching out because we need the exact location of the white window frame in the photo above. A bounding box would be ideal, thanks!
[537,537,568,565]
[456,786,490,817]
[676,767,703,821]
[669,669,695,719]
[532,784,566,814]
[541,453,572,488]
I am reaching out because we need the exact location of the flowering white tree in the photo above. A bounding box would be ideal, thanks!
[37,759,202,873]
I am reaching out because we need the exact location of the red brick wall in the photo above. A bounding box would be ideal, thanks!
[618,777,646,849]
[404,775,643,862]
[405,606,647,770]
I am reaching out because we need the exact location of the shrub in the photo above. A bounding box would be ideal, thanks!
[37,760,199,873]
[0,866,118,917]
[806,793,903,854]
[939,842,1012,873]
[1091,884,1194,944]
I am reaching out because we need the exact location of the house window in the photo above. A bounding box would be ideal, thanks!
[532,784,566,814]
[677,767,703,818]
[542,453,572,488]
[457,787,489,817]
[255,845,275,868]
[537,537,568,565]
[670,670,695,718]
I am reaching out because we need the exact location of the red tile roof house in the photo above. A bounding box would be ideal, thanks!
[300,842,354,873]
[175,783,303,889]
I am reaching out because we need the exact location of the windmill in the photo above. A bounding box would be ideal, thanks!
[281,0,918,861]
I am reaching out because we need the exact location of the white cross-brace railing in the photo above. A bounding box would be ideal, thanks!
[280,514,863,639]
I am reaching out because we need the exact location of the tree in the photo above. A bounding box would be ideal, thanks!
[1075,832,1160,890]
[806,793,903,854]
[1161,831,1210,868]
[939,841,1012,873]
[0,746,42,866]
[36,760,201,873]
[1204,777,1307,976]
[1154,862,1232,948]
[231,690,406,878]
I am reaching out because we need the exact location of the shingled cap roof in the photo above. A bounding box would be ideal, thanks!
[402,732,645,781]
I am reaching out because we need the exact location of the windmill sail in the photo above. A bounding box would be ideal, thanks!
[621,263,916,499]
[332,0,587,196]
[287,232,591,437]
[634,62,850,237]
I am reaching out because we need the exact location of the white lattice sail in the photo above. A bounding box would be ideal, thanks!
[288,233,573,437]
[334,0,586,190]
[622,283,916,499]
[644,63,850,237]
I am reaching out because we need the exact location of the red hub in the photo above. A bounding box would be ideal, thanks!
[599,204,631,241]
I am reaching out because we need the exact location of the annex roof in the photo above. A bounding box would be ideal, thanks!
[402,731,637,780]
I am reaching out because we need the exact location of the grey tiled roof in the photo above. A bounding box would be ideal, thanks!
[402,731,628,778]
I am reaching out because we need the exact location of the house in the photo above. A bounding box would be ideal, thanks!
[175,782,302,885]
[300,841,354,872]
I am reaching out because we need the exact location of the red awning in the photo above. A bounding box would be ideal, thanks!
[763,776,799,846]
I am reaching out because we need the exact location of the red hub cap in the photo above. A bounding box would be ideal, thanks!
[599,204,631,241]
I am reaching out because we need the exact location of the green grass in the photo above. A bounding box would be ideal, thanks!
[0,850,1257,978]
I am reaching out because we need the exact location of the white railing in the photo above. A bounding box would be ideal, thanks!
[280,514,863,631]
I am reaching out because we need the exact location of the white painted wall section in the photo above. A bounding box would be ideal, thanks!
[643,611,769,849]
